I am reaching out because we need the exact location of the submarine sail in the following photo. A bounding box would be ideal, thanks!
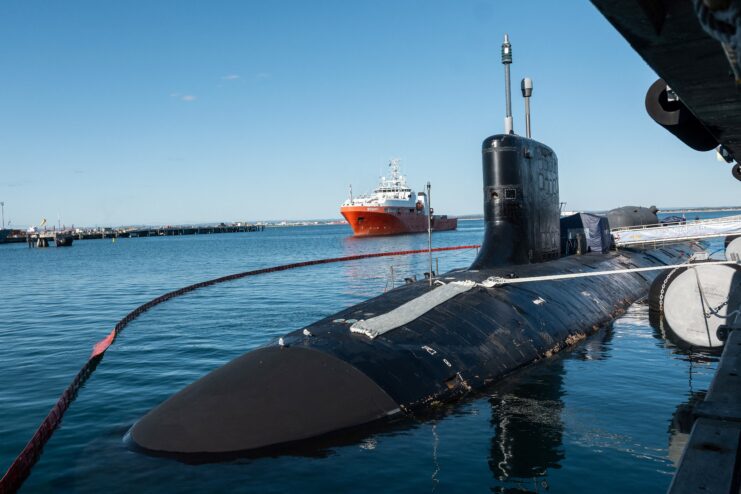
[127,35,695,457]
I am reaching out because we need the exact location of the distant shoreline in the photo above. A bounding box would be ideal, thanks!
[5,207,740,232]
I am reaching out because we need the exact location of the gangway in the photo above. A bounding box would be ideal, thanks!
[612,215,741,248]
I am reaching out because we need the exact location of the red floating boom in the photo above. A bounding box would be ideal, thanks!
[0,244,479,494]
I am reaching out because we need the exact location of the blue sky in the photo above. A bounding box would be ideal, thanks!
[0,1,737,227]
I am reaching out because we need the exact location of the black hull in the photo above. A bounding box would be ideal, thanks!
[128,244,694,457]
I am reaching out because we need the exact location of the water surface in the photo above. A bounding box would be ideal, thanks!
[0,215,731,492]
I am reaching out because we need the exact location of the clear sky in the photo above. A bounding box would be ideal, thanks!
[0,1,737,227]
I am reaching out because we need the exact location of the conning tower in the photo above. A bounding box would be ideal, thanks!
[471,35,560,269]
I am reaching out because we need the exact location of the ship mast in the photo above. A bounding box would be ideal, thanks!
[502,34,514,134]
[389,159,401,184]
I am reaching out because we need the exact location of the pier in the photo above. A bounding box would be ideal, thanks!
[669,326,741,493]
[612,215,741,248]
[5,223,265,246]
[26,232,75,248]
[90,224,264,239]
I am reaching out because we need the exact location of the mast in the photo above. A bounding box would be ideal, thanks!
[521,77,533,138]
[427,181,433,286]
[502,34,514,134]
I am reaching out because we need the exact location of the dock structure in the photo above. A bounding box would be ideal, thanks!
[14,224,265,245]
[113,224,264,238]
[612,215,741,248]
[669,328,741,493]
[27,232,74,248]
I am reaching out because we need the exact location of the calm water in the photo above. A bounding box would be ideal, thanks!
[0,214,735,493]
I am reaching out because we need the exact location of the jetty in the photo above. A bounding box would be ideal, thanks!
[669,326,741,493]
[91,224,264,239]
[612,215,741,248]
[27,232,75,248]
[10,223,265,246]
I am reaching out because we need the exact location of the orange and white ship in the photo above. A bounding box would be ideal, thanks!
[341,159,458,237]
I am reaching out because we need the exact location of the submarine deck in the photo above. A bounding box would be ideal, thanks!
[285,246,694,409]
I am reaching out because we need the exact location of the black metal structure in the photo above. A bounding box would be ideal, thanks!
[471,134,560,269]
[591,0,741,181]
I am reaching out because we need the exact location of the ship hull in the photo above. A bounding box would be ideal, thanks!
[341,206,457,237]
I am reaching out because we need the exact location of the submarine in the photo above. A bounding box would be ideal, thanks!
[127,35,696,457]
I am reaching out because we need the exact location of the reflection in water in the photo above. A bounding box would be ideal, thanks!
[488,359,565,493]
[667,391,706,467]
[649,309,720,468]
[573,326,614,361]
[487,328,614,493]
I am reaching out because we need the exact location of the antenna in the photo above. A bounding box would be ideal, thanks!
[427,181,433,286]
[502,34,513,134]
[521,77,533,138]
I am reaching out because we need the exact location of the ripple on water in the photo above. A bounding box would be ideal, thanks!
[0,223,727,493]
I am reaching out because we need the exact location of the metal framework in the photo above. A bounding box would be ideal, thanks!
[612,215,741,247]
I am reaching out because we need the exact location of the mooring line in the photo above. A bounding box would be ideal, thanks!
[0,244,479,494]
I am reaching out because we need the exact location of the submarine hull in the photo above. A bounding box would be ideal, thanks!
[129,130,696,457]
[128,244,695,457]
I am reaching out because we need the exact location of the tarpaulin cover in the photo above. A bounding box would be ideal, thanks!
[560,213,612,254]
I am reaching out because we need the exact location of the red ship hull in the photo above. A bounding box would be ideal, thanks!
[341,206,458,237]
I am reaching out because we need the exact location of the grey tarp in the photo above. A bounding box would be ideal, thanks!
[350,281,476,338]
[560,213,611,254]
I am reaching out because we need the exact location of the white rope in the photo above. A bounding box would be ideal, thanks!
[478,260,741,287]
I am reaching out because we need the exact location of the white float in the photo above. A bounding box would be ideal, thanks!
[662,264,741,348]
[726,236,741,262]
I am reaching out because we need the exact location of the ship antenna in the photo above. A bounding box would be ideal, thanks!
[389,159,400,181]
[427,181,433,286]
[502,34,513,134]
[521,77,533,138]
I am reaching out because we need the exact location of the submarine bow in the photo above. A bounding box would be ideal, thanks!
[129,347,398,454]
